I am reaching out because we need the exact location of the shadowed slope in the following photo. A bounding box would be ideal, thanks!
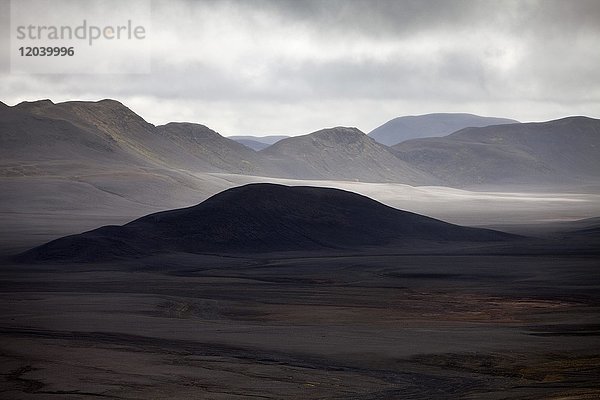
[156,123,272,175]
[229,135,289,150]
[234,138,272,151]
[21,184,517,262]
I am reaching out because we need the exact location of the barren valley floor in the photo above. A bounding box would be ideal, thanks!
[1,251,599,399]
[1,182,599,399]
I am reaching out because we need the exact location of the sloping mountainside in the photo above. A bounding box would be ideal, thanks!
[0,100,240,212]
[1,99,154,171]
[1,99,432,184]
[231,138,271,151]
[393,117,600,186]
[261,127,436,184]
[156,123,270,175]
[21,184,516,262]
[369,113,519,146]
[229,135,289,150]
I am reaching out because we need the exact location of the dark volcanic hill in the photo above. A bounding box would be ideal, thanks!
[369,113,519,146]
[20,184,516,262]
[261,127,436,184]
[393,117,600,186]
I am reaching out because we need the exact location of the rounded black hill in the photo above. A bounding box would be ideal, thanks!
[21,183,516,262]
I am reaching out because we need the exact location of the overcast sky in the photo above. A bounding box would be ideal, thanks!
[2,0,600,136]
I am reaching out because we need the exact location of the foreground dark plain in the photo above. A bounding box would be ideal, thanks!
[1,248,599,399]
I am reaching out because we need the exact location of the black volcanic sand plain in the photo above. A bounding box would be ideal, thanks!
[1,185,600,399]
[1,252,599,399]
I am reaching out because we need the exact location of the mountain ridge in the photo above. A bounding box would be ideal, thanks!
[3,99,600,187]
[392,116,600,186]
[261,127,436,184]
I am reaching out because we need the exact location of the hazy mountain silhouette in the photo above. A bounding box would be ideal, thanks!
[20,183,517,262]
[393,117,600,186]
[261,127,436,184]
[553,217,600,238]
[229,135,289,150]
[369,113,519,146]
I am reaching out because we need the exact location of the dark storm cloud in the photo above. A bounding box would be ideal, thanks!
[230,0,480,36]
[226,0,600,39]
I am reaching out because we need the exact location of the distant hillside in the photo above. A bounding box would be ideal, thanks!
[1,99,286,176]
[2,100,438,184]
[229,135,289,150]
[157,123,270,175]
[369,113,518,146]
[393,117,600,186]
[21,183,516,262]
[1,99,156,170]
[261,127,436,184]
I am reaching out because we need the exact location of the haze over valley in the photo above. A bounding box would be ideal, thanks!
[2,99,600,254]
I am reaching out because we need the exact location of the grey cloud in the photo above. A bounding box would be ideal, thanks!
[195,0,600,39]
[2,0,600,133]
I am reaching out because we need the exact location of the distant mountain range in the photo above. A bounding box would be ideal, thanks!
[393,117,600,186]
[369,113,519,146]
[20,183,517,262]
[0,99,434,184]
[229,135,289,150]
[0,99,267,175]
[2,99,599,188]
